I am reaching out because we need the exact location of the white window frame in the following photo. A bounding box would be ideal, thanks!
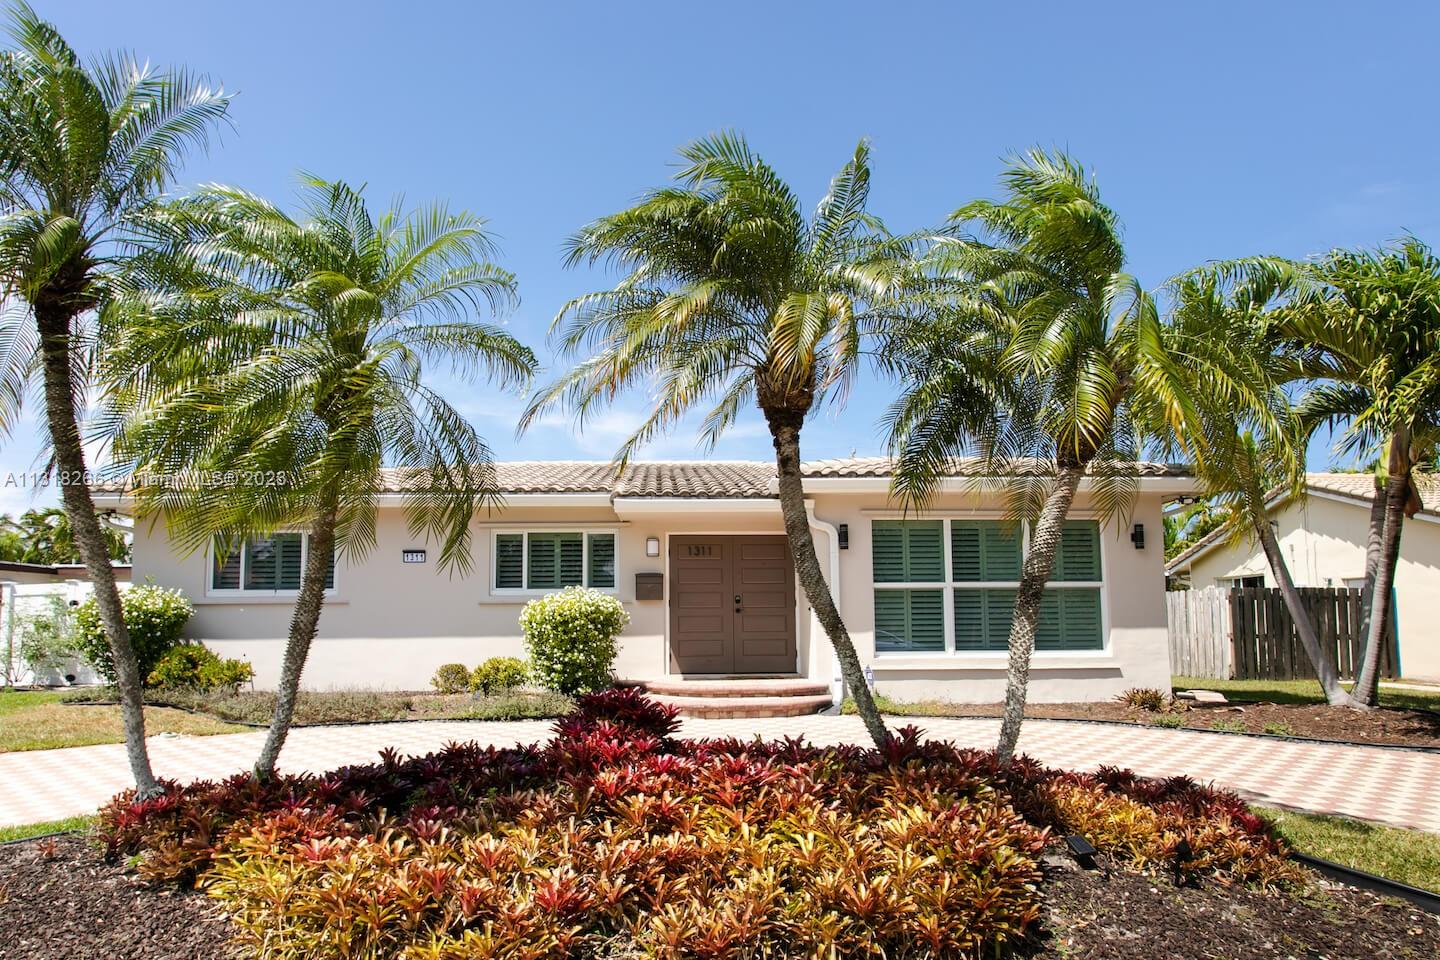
[489,527,620,596]
[871,515,1107,657]
[205,532,338,598]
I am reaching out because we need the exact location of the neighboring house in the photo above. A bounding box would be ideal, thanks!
[1166,472,1440,681]
[95,459,1189,703]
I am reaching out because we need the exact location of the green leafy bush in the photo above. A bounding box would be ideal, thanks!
[430,663,470,694]
[72,584,193,685]
[469,656,528,694]
[16,595,78,675]
[1149,712,1187,728]
[146,643,254,693]
[520,586,628,695]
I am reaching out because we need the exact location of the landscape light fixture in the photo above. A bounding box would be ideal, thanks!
[1064,834,1098,867]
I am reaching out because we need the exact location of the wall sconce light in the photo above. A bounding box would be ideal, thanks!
[838,523,849,550]
[645,536,660,558]
[1130,523,1145,550]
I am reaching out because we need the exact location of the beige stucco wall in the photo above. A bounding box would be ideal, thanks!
[1178,495,1440,681]
[127,488,1173,700]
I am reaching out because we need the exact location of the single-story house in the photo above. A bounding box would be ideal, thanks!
[0,560,132,586]
[96,459,1189,706]
[1166,472,1439,682]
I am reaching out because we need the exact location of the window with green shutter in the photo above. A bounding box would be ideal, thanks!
[527,532,584,589]
[872,520,944,582]
[1053,521,1101,581]
[951,521,1021,581]
[493,531,618,592]
[873,517,1104,655]
[874,588,945,652]
[588,533,615,588]
[210,533,334,594]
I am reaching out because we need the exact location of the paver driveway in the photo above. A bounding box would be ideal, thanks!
[2,715,1436,832]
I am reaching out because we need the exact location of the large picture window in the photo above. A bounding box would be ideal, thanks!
[872,519,1103,654]
[493,531,616,592]
[211,533,335,594]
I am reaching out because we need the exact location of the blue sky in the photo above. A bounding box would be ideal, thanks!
[3,0,1438,514]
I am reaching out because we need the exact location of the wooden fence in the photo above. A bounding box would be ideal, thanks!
[1167,585,1398,681]
[1166,587,1232,679]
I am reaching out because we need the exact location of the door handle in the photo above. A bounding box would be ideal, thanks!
[734,594,743,613]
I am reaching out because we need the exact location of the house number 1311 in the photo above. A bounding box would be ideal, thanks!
[686,545,713,557]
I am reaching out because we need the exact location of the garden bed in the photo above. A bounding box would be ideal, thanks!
[54,688,1434,959]
[4,833,1437,959]
[850,695,1440,748]
[0,834,235,959]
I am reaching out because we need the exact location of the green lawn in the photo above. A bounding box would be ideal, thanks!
[0,688,249,752]
[0,815,95,843]
[1258,807,1440,894]
[1172,677,1440,712]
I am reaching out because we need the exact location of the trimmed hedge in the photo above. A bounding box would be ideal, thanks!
[520,587,628,695]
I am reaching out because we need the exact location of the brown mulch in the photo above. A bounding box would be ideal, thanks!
[908,701,1440,748]
[0,836,235,960]
[3,836,1439,960]
[1028,850,1440,959]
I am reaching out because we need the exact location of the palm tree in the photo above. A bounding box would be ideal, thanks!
[889,150,1220,763]
[0,506,131,563]
[1277,240,1440,706]
[524,133,913,750]
[1170,263,1355,706]
[105,177,534,777]
[0,2,230,794]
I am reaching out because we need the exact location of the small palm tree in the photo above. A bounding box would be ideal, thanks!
[891,150,1215,763]
[0,2,230,793]
[1170,262,1354,706]
[525,133,914,750]
[106,177,534,777]
[1277,239,1440,705]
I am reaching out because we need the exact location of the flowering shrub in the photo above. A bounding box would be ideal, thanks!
[146,643,254,692]
[72,584,194,684]
[520,586,628,695]
[469,656,529,694]
[430,663,470,694]
[97,694,1303,959]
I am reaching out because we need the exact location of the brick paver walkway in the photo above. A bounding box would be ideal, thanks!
[2,715,1436,832]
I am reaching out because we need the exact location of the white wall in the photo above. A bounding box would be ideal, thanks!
[1180,495,1440,681]
[129,488,1175,700]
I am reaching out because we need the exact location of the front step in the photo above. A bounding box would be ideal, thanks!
[635,678,832,719]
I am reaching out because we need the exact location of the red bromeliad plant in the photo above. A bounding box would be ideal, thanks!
[97,689,1303,959]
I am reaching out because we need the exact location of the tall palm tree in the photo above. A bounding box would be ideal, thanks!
[105,177,534,777]
[1277,240,1440,706]
[890,150,1220,763]
[524,133,913,750]
[0,506,130,563]
[0,2,230,794]
[1170,263,1354,706]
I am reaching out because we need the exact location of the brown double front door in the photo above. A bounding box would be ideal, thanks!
[669,535,797,675]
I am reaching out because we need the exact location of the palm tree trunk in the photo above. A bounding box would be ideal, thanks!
[253,503,338,779]
[35,307,160,795]
[1351,455,1409,707]
[1353,480,1386,675]
[1253,517,1352,706]
[997,464,1083,764]
[766,414,889,750]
